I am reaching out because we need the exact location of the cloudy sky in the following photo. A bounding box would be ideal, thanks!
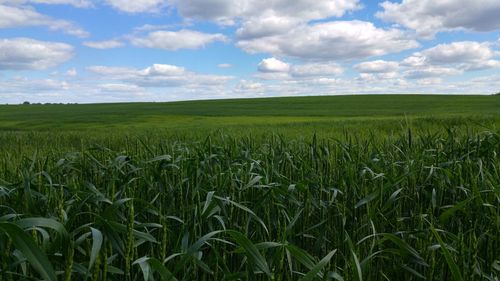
[1,0,500,103]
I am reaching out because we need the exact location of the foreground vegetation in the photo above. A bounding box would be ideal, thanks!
[0,95,499,280]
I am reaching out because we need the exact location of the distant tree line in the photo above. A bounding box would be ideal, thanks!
[22,101,78,105]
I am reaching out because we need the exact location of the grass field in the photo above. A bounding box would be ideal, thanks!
[0,95,499,280]
[1,95,499,132]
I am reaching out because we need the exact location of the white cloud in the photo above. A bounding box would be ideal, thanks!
[236,13,298,39]
[290,63,344,77]
[237,80,263,90]
[66,68,77,76]
[83,40,124,49]
[3,0,165,13]
[416,78,443,86]
[0,0,93,8]
[358,72,399,81]
[99,83,143,93]
[0,77,70,92]
[258,57,290,73]
[238,21,419,60]
[235,80,265,95]
[87,63,233,88]
[29,0,92,7]
[103,0,166,13]
[404,66,461,79]
[143,64,185,76]
[0,4,89,37]
[85,65,138,76]
[422,42,496,64]
[217,63,232,68]
[0,38,73,70]
[377,0,500,38]
[130,29,227,51]
[256,58,344,81]
[404,41,500,72]
[174,0,360,24]
[354,60,399,73]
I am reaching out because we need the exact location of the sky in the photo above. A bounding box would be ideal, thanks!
[1,0,500,104]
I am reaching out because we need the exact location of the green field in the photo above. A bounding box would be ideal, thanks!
[0,95,499,280]
[1,95,499,132]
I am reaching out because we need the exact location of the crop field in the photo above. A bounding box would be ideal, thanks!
[0,95,499,280]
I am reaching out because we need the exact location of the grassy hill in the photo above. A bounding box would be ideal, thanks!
[0,95,499,133]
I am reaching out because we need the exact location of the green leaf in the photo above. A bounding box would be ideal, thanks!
[16,217,69,239]
[148,258,177,281]
[244,176,263,189]
[430,226,464,281]
[215,196,269,234]
[146,155,172,163]
[89,227,103,271]
[355,191,378,209]
[329,271,345,281]
[285,244,316,271]
[202,191,216,216]
[439,196,475,224]
[299,249,337,281]
[378,233,424,262]
[174,230,224,275]
[346,233,362,281]
[134,256,152,281]
[226,230,271,277]
[0,222,57,281]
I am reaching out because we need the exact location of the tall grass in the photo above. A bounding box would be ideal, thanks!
[0,129,499,280]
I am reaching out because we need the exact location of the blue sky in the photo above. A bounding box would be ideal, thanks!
[1,0,500,103]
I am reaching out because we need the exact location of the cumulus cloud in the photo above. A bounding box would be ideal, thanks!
[256,58,344,81]
[4,0,166,13]
[86,63,233,88]
[235,13,297,40]
[174,0,360,24]
[238,21,419,60]
[172,0,364,65]
[83,40,124,49]
[258,57,290,73]
[377,0,500,38]
[217,63,232,68]
[130,29,227,51]
[99,83,143,93]
[103,0,166,13]
[404,66,462,79]
[85,65,137,76]
[66,68,77,76]
[353,41,500,81]
[404,41,500,72]
[143,64,185,76]
[0,77,70,92]
[0,4,89,37]
[354,60,399,73]
[0,0,93,8]
[290,63,344,77]
[0,38,73,70]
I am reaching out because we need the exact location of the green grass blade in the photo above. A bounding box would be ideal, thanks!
[0,222,57,281]
[299,249,337,281]
[430,226,464,281]
[16,217,69,238]
[226,230,271,277]
[148,258,177,281]
[89,227,103,270]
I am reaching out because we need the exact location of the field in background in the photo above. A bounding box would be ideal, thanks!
[0,95,499,280]
[1,95,499,133]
